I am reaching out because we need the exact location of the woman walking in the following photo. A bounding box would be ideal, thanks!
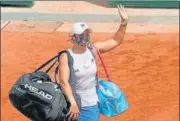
[59,5,128,121]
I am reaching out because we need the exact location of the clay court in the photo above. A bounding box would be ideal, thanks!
[1,1,179,121]
[1,31,179,121]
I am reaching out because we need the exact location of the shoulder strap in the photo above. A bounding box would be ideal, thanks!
[54,50,74,84]
[96,49,111,82]
[87,46,99,88]
[54,50,81,107]
[34,51,63,73]
[88,47,96,59]
[88,45,111,82]
[54,50,77,98]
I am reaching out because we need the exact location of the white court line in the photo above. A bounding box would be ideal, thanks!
[1,21,10,30]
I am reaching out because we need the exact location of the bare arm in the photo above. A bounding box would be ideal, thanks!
[93,23,127,53]
[59,53,76,104]
[93,4,128,53]
[59,53,79,120]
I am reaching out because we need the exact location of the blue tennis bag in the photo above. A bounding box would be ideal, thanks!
[97,78,129,117]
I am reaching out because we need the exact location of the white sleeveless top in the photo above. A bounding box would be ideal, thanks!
[68,47,99,107]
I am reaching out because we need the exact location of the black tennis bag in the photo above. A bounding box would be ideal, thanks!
[9,51,74,121]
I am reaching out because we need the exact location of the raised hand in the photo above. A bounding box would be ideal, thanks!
[117,4,128,25]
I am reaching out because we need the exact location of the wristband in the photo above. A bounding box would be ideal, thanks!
[120,21,128,26]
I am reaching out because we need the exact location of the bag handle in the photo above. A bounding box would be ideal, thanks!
[54,65,59,83]
[88,45,111,88]
[45,59,58,73]
[95,48,111,82]
[90,46,111,82]
[54,51,74,83]
[34,51,66,73]
[34,55,58,73]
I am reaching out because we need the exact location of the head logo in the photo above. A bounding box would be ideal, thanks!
[24,84,53,100]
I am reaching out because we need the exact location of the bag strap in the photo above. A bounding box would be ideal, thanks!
[54,50,79,108]
[45,60,58,73]
[34,51,66,73]
[34,55,58,73]
[54,65,59,83]
[88,47,100,88]
[89,46,111,81]
[88,45,111,89]
[54,50,74,83]
[96,48,111,81]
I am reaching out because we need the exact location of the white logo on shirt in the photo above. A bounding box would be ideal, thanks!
[83,64,90,69]
[75,69,79,73]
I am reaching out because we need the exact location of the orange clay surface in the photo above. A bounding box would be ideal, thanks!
[1,31,179,121]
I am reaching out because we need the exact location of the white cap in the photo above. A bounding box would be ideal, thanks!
[71,22,90,35]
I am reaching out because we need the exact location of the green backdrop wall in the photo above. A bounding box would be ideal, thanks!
[0,0,179,8]
[108,0,179,8]
[0,0,34,7]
